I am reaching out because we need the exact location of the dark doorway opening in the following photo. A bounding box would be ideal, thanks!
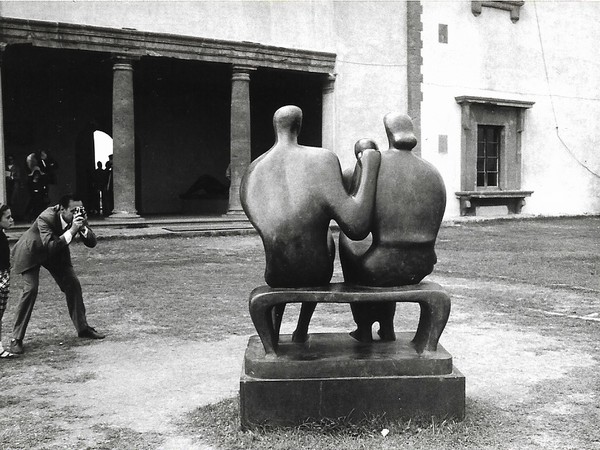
[135,58,231,215]
[250,69,323,161]
[2,45,113,221]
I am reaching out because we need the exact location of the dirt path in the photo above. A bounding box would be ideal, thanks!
[38,334,248,449]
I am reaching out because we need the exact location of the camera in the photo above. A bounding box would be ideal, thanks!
[73,206,86,218]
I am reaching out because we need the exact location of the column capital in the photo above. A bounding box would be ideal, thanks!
[323,73,336,93]
[0,43,7,65]
[231,64,256,81]
[232,64,257,73]
[111,54,139,70]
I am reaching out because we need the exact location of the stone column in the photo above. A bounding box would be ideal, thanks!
[0,44,7,205]
[321,73,336,152]
[228,65,255,215]
[109,56,141,220]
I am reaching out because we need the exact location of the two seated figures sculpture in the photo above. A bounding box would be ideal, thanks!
[239,105,464,427]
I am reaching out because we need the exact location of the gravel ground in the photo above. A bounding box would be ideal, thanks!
[0,216,598,449]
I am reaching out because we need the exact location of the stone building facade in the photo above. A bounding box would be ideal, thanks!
[419,1,600,217]
[0,1,598,219]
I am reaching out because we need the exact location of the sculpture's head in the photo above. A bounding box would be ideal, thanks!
[354,138,379,160]
[383,112,417,151]
[273,105,303,137]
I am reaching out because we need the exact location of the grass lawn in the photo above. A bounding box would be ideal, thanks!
[0,216,598,449]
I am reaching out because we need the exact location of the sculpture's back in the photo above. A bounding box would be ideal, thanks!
[340,112,446,287]
[240,105,335,287]
[241,104,381,288]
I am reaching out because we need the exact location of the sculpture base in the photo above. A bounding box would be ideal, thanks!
[240,333,465,429]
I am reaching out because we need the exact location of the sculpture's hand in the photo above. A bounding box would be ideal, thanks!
[334,147,381,240]
[357,148,381,175]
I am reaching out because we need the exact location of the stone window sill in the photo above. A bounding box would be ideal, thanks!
[455,190,533,216]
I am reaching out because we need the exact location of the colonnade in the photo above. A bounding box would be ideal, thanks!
[0,48,336,218]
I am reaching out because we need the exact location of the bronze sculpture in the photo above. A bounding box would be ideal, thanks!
[240,105,381,342]
[241,106,447,350]
[339,112,446,342]
[240,107,463,428]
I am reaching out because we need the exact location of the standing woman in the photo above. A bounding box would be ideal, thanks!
[0,204,15,358]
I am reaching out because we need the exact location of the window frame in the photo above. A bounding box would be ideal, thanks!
[476,124,503,189]
[455,96,534,192]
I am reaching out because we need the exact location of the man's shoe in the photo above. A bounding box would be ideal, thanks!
[78,327,105,340]
[9,339,24,354]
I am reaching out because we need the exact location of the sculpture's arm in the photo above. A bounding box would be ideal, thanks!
[341,166,355,193]
[327,148,381,240]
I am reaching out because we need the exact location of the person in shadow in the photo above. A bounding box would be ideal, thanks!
[24,168,49,223]
[179,164,231,200]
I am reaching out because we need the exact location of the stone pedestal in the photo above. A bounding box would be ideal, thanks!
[240,332,465,429]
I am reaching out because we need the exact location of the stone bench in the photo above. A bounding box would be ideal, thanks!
[455,190,533,216]
[248,281,450,356]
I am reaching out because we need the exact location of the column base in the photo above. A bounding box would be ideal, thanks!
[107,211,143,220]
[225,208,246,216]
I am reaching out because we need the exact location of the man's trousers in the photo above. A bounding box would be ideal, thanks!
[12,264,89,341]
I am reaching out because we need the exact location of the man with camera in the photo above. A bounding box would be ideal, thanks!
[10,194,104,354]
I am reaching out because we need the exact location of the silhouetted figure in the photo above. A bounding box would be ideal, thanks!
[105,155,113,215]
[24,168,49,222]
[26,150,58,204]
[39,150,58,186]
[5,154,23,210]
[91,162,108,215]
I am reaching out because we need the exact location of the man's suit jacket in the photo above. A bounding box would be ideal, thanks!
[12,205,97,274]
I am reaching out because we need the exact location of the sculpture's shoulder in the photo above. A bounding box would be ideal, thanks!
[300,145,342,176]
[375,149,446,227]
[241,144,341,228]
[244,147,273,175]
[304,144,338,160]
[381,150,444,186]
[246,144,339,180]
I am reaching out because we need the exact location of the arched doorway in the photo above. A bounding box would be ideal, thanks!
[90,131,113,215]
[75,122,112,216]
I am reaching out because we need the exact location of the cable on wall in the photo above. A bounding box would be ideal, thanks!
[533,1,600,179]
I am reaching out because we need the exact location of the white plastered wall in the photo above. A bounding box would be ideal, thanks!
[421,0,600,218]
